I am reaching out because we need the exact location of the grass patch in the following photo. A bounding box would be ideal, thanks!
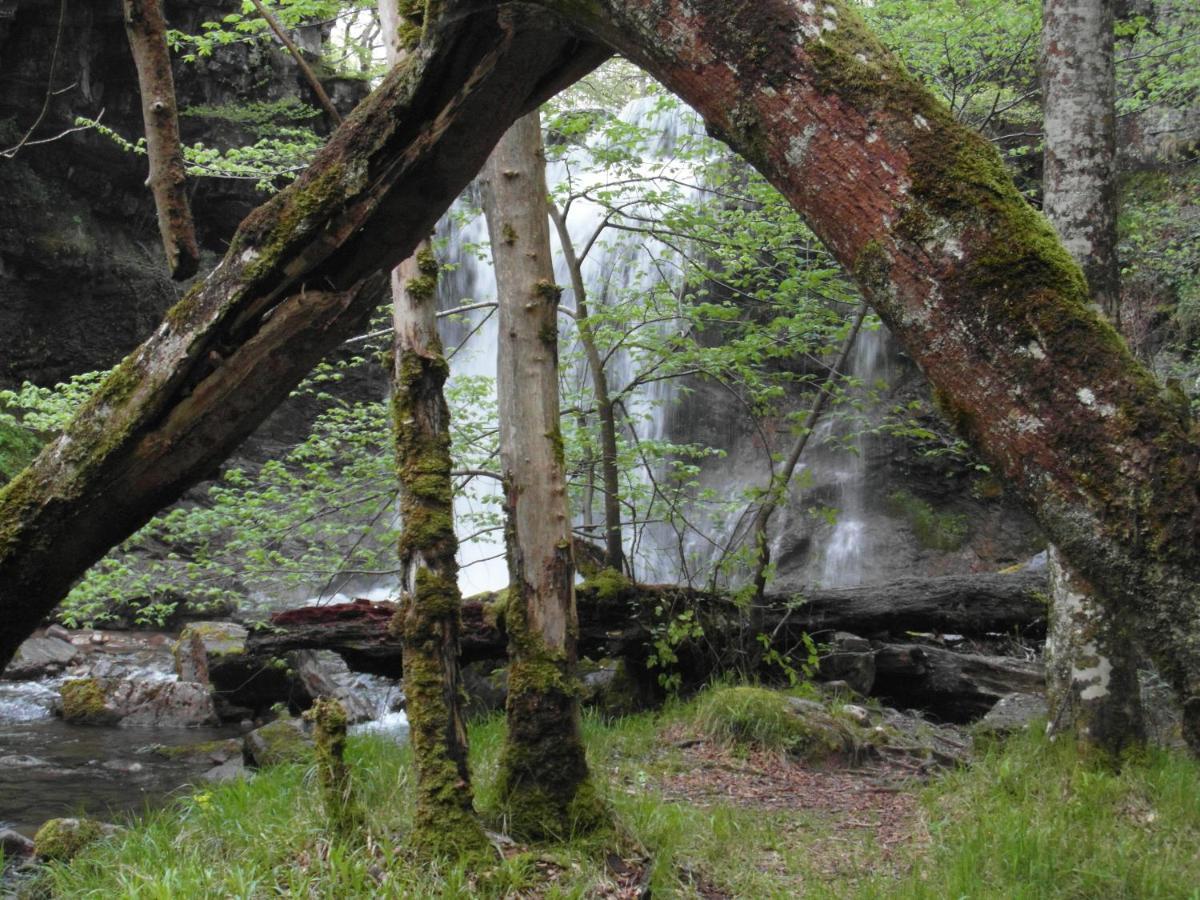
[31,687,1200,898]
[868,726,1200,899]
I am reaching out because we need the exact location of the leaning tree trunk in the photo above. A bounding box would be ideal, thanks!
[481,111,606,839]
[0,6,609,674]
[1041,0,1144,755]
[546,0,1200,751]
[122,0,199,280]
[2,0,1200,751]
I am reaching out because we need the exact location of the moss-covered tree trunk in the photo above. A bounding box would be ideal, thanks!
[1041,0,1144,755]
[122,0,198,280]
[537,0,1200,751]
[481,111,606,838]
[389,243,488,855]
[0,6,608,674]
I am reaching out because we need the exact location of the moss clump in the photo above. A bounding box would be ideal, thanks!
[244,715,313,767]
[887,490,970,551]
[582,567,632,603]
[34,818,109,862]
[405,273,437,302]
[305,698,365,839]
[415,246,440,277]
[60,678,114,724]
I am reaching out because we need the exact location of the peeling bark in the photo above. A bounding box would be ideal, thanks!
[482,111,605,839]
[122,0,199,280]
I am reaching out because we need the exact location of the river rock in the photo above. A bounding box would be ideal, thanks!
[0,828,35,859]
[175,621,310,717]
[173,621,248,683]
[202,757,249,783]
[59,677,219,727]
[244,715,314,767]
[4,635,79,680]
[32,818,120,862]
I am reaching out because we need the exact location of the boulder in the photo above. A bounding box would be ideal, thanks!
[817,632,876,696]
[4,635,79,680]
[59,677,218,727]
[975,692,1048,737]
[202,757,249,783]
[244,715,314,767]
[173,621,248,683]
[32,818,120,862]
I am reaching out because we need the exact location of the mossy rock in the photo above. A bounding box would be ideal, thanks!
[150,738,242,764]
[580,568,633,603]
[695,686,863,762]
[33,817,117,862]
[243,714,314,768]
[59,678,119,725]
[173,621,248,682]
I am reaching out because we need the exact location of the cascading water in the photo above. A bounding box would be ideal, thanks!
[817,324,891,587]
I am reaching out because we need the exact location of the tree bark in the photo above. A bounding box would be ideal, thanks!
[390,246,487,854]
[482,110,605,838]
[1041,0,1144,755]
[122,0,199,280]
[249,571,1049,677]
[0,7,608,674]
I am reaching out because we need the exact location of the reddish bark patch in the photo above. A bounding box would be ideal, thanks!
[271,598,396,626]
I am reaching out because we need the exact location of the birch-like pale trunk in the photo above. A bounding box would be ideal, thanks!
[1042,0,1145,755]
[482,110,605,838]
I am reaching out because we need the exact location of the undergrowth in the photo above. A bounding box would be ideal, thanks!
[33,686,1200,899]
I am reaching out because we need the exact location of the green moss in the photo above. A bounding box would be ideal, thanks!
[501,222,518,245]
[150,738,242,762]
[246,715,313,767]
[534,279,562,305]
[60,678,113,724]
[582,567,631,603]
[405,274,437,302]
[886,490,970,551]
[415,246,440,277]
[695,687,856,762]
[305,698,364,839]
[852,239,890,292]
[34,817,107,862]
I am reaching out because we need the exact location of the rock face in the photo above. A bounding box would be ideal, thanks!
[59,677,218,727]
[0,0,360,387]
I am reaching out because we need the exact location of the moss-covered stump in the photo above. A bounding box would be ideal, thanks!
[243,714,313,767]
[33,817,118,862]
[305,698,364,839]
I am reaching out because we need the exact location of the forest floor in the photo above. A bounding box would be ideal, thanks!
[25,683,1200,899]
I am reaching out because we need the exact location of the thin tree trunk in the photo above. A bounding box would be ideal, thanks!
[390,246,488,855]
[482,111,605,838]
[249,0,343,127]
[549,202,624,573]
[380,0,484,854]
[1041,0,1144,755]
[122,0,198,280]
[748,302,868,604]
